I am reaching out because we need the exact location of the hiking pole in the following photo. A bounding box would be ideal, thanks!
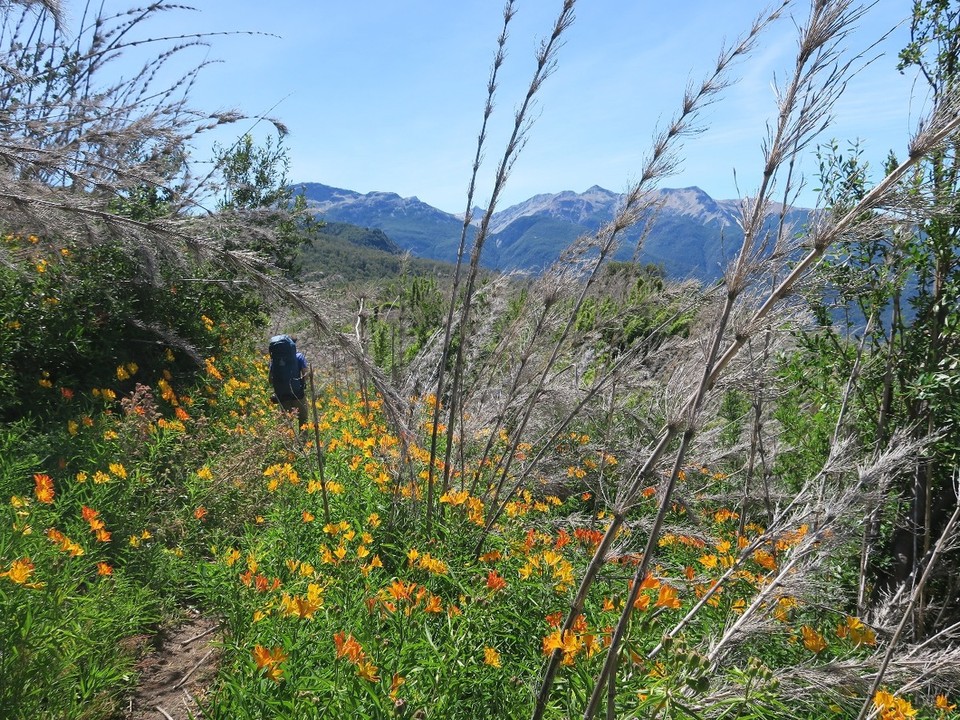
[308,365,331,525]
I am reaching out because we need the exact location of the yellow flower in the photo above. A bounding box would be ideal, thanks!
[389,673,405,700]
[655,584,681,610]
[801,625,828,654]
[873,689,917,719]
[483,646,502,668]
[2,557,36,584]
[306,583,324,604]
[109,463,127,479]
[356,659,380,683]
[423,594,443,613]
[542,630,564,655]
[33,473,54,504]
[204,357,223,380]
[698,554,718,569]
[836,615,877,647]
[936,695,956,712]
[752,549,777,571]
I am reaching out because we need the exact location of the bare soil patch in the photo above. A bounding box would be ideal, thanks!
[122,610,222,720]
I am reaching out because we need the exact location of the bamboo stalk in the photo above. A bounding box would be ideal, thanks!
[855,480,960,720]
[309,366,331,525]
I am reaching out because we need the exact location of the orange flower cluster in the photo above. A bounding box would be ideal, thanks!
[81,505,111,542]
[46,528,84,557]
[262,463,300,492]
[406,548,447,575]
[518,549,575,593]
[485,569,507,593]
[34,473,54,504]
[1,557,44,588]
[252,645,287,683]
[627,573,683,612]
[714,507,740,524]
[204,357,223,381]
[658,533,707,550]
[542,613,602,666]
[438,489,485,526]
[836,616,877,647]
[801,625,828,653]
[157,377,178,406]
[503,490,562,519]
[752,549,777,572]
[318,520,380,574]
[775,523,809,551]
[370,578,445,617]
[333,632,379,682]
[873,689,917,720]
[240,569,282,593]
[574,527,604,551]
[279,583,324,620]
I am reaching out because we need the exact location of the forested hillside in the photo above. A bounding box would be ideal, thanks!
[296,220,458,285]
[1,2,959,720]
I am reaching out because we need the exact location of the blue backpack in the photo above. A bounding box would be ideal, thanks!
[268,335,304,399]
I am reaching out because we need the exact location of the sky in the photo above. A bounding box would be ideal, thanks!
[61,1,926,214]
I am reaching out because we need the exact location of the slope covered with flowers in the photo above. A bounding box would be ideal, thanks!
[0,234,956,720]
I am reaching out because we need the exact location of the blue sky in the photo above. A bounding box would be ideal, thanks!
[66,1,922,213]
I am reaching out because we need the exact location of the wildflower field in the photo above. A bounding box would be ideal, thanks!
[3,1,960,718]
[0,237,955,720]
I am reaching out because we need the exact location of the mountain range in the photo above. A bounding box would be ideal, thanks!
[298,182,810,281]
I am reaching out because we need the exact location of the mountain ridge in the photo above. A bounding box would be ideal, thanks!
[297,182,808,280]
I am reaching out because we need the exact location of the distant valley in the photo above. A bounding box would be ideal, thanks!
[299,182,811,281]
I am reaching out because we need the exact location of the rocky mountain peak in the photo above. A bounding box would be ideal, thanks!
[299,182,808,280]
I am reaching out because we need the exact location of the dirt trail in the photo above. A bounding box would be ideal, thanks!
[123,611,222,720]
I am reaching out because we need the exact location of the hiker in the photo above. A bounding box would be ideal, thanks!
[268,334,308,429]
